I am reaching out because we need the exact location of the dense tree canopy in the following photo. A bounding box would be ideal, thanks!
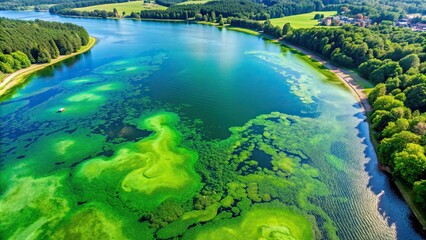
[0,18,89,73]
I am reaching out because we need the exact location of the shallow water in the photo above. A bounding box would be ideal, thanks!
[0,11,424,239]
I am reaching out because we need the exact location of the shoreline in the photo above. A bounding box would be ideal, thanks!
[0,36,96,97]
[279,40,373,112]
[277,40,426,231]
[278,39,426,231]
[223,26,426,230]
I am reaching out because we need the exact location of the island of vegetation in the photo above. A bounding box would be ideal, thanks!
[0,17,95,96]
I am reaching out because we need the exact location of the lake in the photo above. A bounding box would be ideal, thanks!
[0,11,424,239]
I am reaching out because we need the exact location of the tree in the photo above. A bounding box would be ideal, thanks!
[372,95,403,111]
[359,59,383,79]
[381,61,403,79]
[413,180,426,208]
[371,110,394,132]
[390,106,411,119]
[313,13,324,19]
[405,75,426,88]
[368,83,386,103]
[210,11,216,22]
[0,61,13,73]
[282,22,292,37]
[385,77,401,92]
[113,7,119,18]
[10,51,31,68]
[404,83,426,112]
[382,118,409,138]
[399,54,420,73]
[217,14,223,24]
[352,42,368,65]
[379,131,421,166]
[394,143,426,184]
[370,68,386,84]
[413,122,426,136]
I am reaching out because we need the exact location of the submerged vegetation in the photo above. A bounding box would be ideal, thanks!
[0,31,401,237]
[0,109,354,239]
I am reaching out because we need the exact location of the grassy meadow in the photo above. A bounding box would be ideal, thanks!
[270,11,336,29]
[74,1,166,15]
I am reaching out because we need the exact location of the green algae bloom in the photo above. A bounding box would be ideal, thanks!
[77,112,202,209]
[183,205,313,240]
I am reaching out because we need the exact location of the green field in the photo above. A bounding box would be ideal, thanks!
[270,11,336,29]
[177,0,210,5]
[74,1,166,15]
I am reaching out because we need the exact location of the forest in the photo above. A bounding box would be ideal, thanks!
[47,0,425,23]
[0,0,72,10]
[0,18,89,73]
[49,0,331,20]
[0,0,424,22]
[282,24,426,209]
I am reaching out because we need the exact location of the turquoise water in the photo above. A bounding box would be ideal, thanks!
[0,11,424,239]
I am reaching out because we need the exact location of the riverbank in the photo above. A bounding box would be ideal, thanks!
[0,36,96,97]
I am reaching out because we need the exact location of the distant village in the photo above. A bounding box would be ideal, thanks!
[319,13,426,31]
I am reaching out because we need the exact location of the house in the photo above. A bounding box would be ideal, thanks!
[413,23,426,31]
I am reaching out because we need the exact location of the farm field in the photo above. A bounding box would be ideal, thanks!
[270,11,336,29]
[74,1,166,15]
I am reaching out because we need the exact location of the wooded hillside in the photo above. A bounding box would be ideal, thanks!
[0,18,89,73]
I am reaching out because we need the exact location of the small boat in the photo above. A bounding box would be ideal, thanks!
[57,107,65,113]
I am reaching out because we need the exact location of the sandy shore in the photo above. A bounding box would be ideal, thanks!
[281,40,372,112]
[0,37,96,97]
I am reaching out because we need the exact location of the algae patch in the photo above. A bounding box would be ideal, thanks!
[0,174,70,239]
[77,112,202,210]
[183,205,313,240]
[246,51,322,104]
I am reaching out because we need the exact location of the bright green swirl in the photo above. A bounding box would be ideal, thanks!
[76,111,202,210]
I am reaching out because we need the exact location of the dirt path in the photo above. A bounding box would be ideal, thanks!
[281,40,372,112]
[0,37,96,97]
